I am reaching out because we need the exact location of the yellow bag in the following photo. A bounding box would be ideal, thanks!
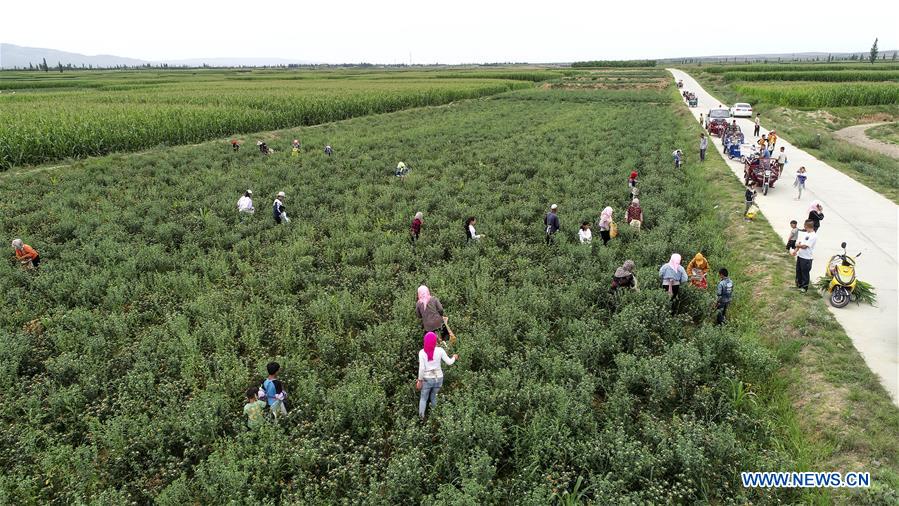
[610,221,619,238]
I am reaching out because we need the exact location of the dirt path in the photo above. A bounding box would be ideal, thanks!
[833,121,899,159]
[669,68,898,406]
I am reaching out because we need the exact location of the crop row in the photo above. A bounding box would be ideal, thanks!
[732,82,899,107]
[0,78,530,169]
[702,63,899,74]
[723,70,899,82]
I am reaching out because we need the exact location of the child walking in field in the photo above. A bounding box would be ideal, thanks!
[785,220,799,254]
[243,387,267,429]
[714,268,734,325]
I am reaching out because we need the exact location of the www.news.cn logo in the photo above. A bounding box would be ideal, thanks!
[742,472,870,488]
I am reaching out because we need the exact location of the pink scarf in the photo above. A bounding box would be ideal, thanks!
[423,331,437,361]
[807,200,821,213]
[417,285,431,307]
[668,253,682,272]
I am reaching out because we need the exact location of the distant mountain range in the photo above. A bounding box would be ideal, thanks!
[0,43,315,69]
[2,43,897,69]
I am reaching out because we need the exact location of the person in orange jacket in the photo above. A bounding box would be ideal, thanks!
[12,239,40,269]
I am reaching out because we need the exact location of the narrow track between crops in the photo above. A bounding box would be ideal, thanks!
[833,121,899,159]
[669,68,898,406]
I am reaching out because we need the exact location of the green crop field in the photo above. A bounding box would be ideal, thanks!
[1,81,808,503]
[723,70,899,82]
[731,82,899,107]
[0,69,546,170]
[701,63,899,73]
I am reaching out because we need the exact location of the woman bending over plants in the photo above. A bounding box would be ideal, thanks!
[659,253,688,299]
[416,331,458,419]
[415,285,450,342]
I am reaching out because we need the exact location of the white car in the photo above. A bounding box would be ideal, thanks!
[730,103,753,118]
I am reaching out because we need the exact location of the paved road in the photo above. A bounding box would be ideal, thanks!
[669,69,898,404]
[833,122,899,159]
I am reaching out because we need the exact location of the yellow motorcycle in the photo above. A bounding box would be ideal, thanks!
[825,242,861,308]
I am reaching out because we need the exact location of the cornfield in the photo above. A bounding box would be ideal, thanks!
[733,82,899,107]
[702,63,899,74]
[723,70,899,82]
[0,71,536,170]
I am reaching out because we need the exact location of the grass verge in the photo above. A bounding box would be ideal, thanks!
[682,103,899,503]
[867,123,899,146]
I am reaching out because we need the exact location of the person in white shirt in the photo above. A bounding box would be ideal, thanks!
[273,191,289,224]
[416,331,458,418]
[792,219,817,292]
[237,190,254,215]
[775,147,787,170]
[578,221,592,244]
[465,216,483,242]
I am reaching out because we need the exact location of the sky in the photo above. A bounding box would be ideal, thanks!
[3,0,897,63]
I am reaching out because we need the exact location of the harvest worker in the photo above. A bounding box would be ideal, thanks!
[257,141,271,155]
[272,192,289,224]
[544,204,560,244]
[791,219,817,293]
[415,285,449,342]
[699,133,708,162]
[626,198,643,230]
[686,252,710,289]
[714,268,734,325]
[596,206,613,245]
[324,145,333,156]
[464,217,483,242]
[231,139,240,152]
[259,362,288,419]
[410,212,423,243]
[659,253,688,299]
[578,222,592,244]
[11,239,40,269]
[395,161,409,177]
[237,190,255,215]
[416,331,458,419]
[611,259,638,291]
[243,387,267,429]
[627,170,638,194]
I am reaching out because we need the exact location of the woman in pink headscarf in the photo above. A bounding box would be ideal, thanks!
[416,331,458,418]
[806,201,823,232]
[596,206,614,245]
[658,253,688,299]
[415,285,448,341]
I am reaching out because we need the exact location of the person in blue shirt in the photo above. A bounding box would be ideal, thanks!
[544,204,561,244]
[260,362,288,419]
[714,268,734,325]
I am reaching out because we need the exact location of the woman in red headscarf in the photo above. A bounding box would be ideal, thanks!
[416,331,458,418]
[628,170,638,198]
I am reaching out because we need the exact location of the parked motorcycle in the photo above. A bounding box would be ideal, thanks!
[825,242,861,308]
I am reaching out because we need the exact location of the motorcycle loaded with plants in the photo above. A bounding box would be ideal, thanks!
[816,242,876,308]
